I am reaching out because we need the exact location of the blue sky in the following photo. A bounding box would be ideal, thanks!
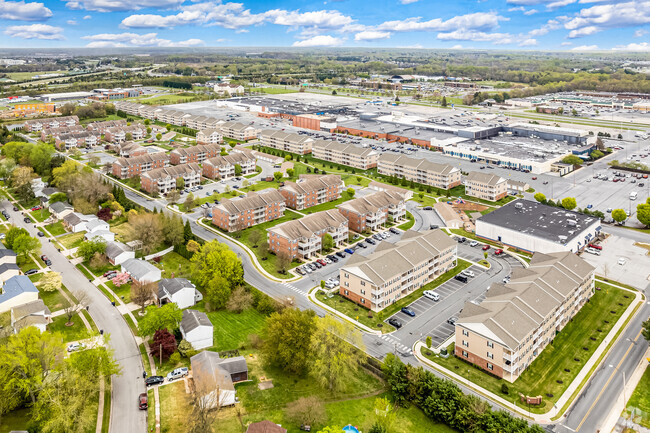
[0,0,648,51]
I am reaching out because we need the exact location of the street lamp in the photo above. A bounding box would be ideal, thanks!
[608,364,628,424]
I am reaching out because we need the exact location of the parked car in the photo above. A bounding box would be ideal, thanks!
[588,243,602,250]
[372,234,382,241]
[423,290,440,301]
[139,393,148,410]
[13,206,18,211]
[389,228,400,235]
[454,274,468,283]
[31,206,41,211]
[401,307,415,317]
[388,318,402,329]
[166,367,189,381]
[308,263,317,271]
[447,317,457,326]
[327,255,338,263]
[335,251,346,258]
[67,342,85,352]
[145,376,165,387]
[37,231,44,237]
[317,259,327,266]
[430,224,439,230]
[356,242,367,249]
[461,270,475,278]
[618,258,626,265]
[313,261,322,269]
[23,217,31,223]
[482,245,490,251]
[25,269,38,275]
[103,270,117,277]
[469,241,478,247]
[40,255,51,266]
[344,248,354,255]
[585,247,601,256]
[296,267,306,276]
[423,206,432,210]
[494,249,504,256]
[365,238,376,245]
[0,233,5,239]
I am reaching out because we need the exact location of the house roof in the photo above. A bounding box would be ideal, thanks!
[12,298,50,320]
[337,191,405,216]
[121,258,160,281]
[379,153,459,176]
[312,139,378,158]
[204,152,254,169]
[198,128,221,136]
[0,275,38,304]
[0,246,17,259]
[246,421,287,433]
[190,351,246,393]
[63,212,96,227]
[216,190,285,215]
[269,209,347,241]
[141,163,201,182]
[86,219,109,232]
[105,241,131,260]
[279,175,342,196]
[465,171,505,186]
[42,187,58,197]
[0,263,20,274]
[181,309,212,333]
[159,278,194,297]
[113,152,169,168]
[171,144,221,158]
[49,201,73,213]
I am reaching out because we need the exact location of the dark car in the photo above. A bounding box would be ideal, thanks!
[454,274,468,283]
[389,228,400,235]
[139,393,148,410]
[23,217,31,223]
[430,224,439,230]
[365,238,376,245]
[388,318,402,329]
[356,242,367,249]
[344,248,354,255]
[37,231,44,237]
[423,206,432,210]
[145,376,164,387]
[40,255,51,266]
[327,255,338,263]
[25,268,38,275]
[447,317,458,326]
[401,307,415,317]
[13,206,18,211]
[335,251,346,258]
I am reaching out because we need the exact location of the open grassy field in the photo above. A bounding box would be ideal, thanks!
[301,190,354,215]
[250,87,298,95]
[316,291,396,333]
[6,70,67,81]
[200,304,267,352]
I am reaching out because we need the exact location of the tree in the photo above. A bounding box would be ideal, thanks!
[165,124,172,131]
[191,240,243,295]
[372,397,395,432]
[273,171,283,182]
[144,119,150,125]
[321,233,334,252]
[0,157,16,180]
[426,336,432,348]
[561,197,577,211]
[112,272,130,287]
[177,339,193,357]
[167,189,181,204]
[262,308,316,375]
[162,214,185,246]
[97,207,113,221]
[310,316,364,392]
[77,238,107,261]
[258,241,269,260]
[48,192,67,203]
[185,374,221,433]
[276,251,291,274]
[346,187,355,198]
[226,286,254,313]
[131,280,156,313]
[534,192,546,203]
[286,396,327,428]
[441,96,447,107]
[63,291,89,326]
[40,272,62,292]
[642,318,650,342]
[286,168,295,178]
[248,230,262,248]
[381,353,409,407]
[156,133,162,140]
[184,192,197,212]
[611,209,627,224]
[138,303,183,336]
[176,177,185,190]
[11,166,35,200]
[234,164,242,176]
[127,213,163,255]
[562,155,583,166]
[206,275,232,310]
[5,226,28,249]
[150,329,177,362]
[637,198,650,228]
[125,132,133,141]
[186,239,200,253]
[13,233,41,260]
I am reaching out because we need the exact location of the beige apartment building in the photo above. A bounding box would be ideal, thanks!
[377,154,461,190]
[464,171,508,202]
[455,251,595,382]
[260,130,314,155]
[219,121,260,141]
[339,229,457,311]
[312,140,379,170]
[337,191,406,233]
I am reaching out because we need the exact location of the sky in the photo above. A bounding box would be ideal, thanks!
[0,0,649,51]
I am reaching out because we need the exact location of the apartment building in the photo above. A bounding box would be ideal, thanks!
[212,190,285,232]
[184,115,221,130]
[202,152,256,180]
[104,125,147,143]
[268,210,348,260]
[312,140,379,170]
[464,172,508,202]
[12,102,55,117]
[455,251,595,382]
[156,109,189,126]
[279,175,344,210]
[111,153,170,179]
[141,163,202,195]
[23,115,79,132]
[40,125,85,141]
[86,119,128,134]
[54,131,101,150]
[113,141,148,158]
[337,191,406,233]
[196,128,223,145]
[260,130,314,155]
[377,154,461,190]
[113,101,144,116]
[339,229,457,311]
[219,121,260,141]
[170,144,221,165]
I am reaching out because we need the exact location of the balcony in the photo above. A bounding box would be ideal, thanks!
[503,352,516,363]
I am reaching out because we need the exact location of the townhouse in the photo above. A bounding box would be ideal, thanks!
[104,124,147,143]
[260,130,314,155]
[113,101,144,116]
[202,152,256,180]
[170,144,221,165]
[339,229,457,311]
[113,141,148,158]
[464,171,508,202]
[279,175,344,210]
[455,251,595,382]
[141,163,202,195]
[184,115,221,131]
[268,210,348,260]
[54,131,101,150]
[86,119,128,134]
[40,125,85,141]
[212,190,285,232]
[337,191,406,233]
[196,128,223,145]
[311,139,379,170]
[156,109,189,126]
[23,115,79,132]
[111,153,170,179]
[219,121,260,141]
[377,153,461,190]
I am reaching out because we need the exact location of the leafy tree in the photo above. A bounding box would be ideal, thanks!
[441,96,447,107]
[637,198,650,228]
[562,155,583,166]
[533,192,546,203]
[426,336,432,348]
[611,209,627,223]
[177,339,194,356]
[176,177,185,190]
[286,396,327,428]
[382,353,409,407]
[273,171,283,182]
[642,318,650,342]
[372,397,395,432]
[138,303,183,336]
[205,275,232,310]
[162,214,184,246]
[346,187,355,198]
[150,329,177,362]
[561,197,577,211]
[29,144,54,176]
[40,272,62,292]
[276,251,291,274]
[13,233,41,260]
[226,286,254,313]
[48,192,68,203]
[156,133,162,140]
[5,226,28,249]
[167,189,181,204]
[186,239,200,253]
[97,207,113,221]
[286,168,295,177]
[0,157,17,180]
[262,308,316,375]
[321,233,334,252]
[77,239,107,262]
[184,219,194,242]
[184,192,197,212]
[127,213,163,255]
[112,272,130,287]
[11,166,35,200]
[234,164,242,176]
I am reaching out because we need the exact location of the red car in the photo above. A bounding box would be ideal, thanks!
[482,245,490,251]
[317,259,327,266]
[494,249,504,255]
[31,206,41,211]
[588,243,602,250]
[138,393,148,410]
[532,177,537,180]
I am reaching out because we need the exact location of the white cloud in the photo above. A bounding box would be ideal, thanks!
[67,19,77,24]
[4,23,63,39]
[519,38,538,46]
[571,44,599,50]
[507,0,576,7]
[568,25,599,38]
[508,6,526,11]
[66,0,184,12]
[634,29,648,37]
[613,42,650,51]
[524,8,538,14]
[376,12,505,32]
[528,19,561,36]
[400,0,419,3]
[0,0,52,21]
[564,1,650,38]
[83,32,204,47]
[292,35,343,47]
[437,29,513,44]
[561,41,572,45]
[451,44,463,49]
[354,30,391,41]
[83,14,91,19]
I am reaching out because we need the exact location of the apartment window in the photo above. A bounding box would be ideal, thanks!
[360,298,365,304]
[462,329,469,337]
[360,289,365,295]
[360,281,365,286]
[487,352,494,359]
[344,290,349,295]
[487,363,494,371]
[344,282,349,287]
[344,273,349,278]
[487,341,494,348]
[462,340,469,348]
[462,351,468,358]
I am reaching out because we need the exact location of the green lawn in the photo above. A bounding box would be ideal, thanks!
[37,284,68,312]
[17,255,39,273]
[50,313,90,343]
[154,252,192,279]
[316,291,395,333]
[109,281,132,303]
[44,221,66,236]
[0,407,31,433]
[59,231,86,249]
[7,70,67,81]
[30,208,51,222]
[410,195,441,207]
[193,302,266,352]
[626,367,650,427]
[76,264,95,280]
[250,87,298,95]
[397,211,415,230]
[301,191,354,215]
[422,282,634,414]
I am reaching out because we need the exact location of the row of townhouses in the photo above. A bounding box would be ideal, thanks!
[202,153,256,180]
[23,115,79,132]
[312,139,379,170]
[260,130,314,155]
[170,144,221,165]
[377,153,462,190]
[141,163,202,194]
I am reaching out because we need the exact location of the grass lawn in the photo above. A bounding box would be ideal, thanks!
[626,367,650,427]
[193,302,267,352]
[109,222,131,242]
[301,191,354,215]
[44,220,66,236]
[37,284,69,312]
[422,282,634,414]
[59,231,87,249]
[76,263,95,280]
[30,208,51,222]
[316,291,395,333]
[158,381,189,433]
[17,255,39,273]
[7,70,66,81]
[50,313,90,343]
[397,211,415,230]
[154,252,192,279]
[109,281,132,303]
[410,195,441,207]
[0,407,31,433]
[251,87,298,94]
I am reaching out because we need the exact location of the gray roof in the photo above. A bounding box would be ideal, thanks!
[379,153,459,176]
[279,175,342,196]
[216,190,285,216]
[465,171,505,186]
[171,144,221,157]
[121,258,160,281]
[0,263,20,274]
[159,278,194,297]
[337,191,405,215]
[12,299,50,320]
[190,351,248,392]
[105,241,130,260]
[181,309,212,333]
[0,275,38,303]
[269,209,347,241]
[86,219,109,232]
[0,247,17,259]
[141,163,201,182]
[49,201,73,213]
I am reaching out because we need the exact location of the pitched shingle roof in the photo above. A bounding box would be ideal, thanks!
[269,209,347,241]
[181,309,212,333]
[337,191,405,215]
[279,175,342,196]
[216,190,285,215]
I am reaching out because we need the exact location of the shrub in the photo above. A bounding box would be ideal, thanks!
[501,383,509,395]
[169,352,181,365]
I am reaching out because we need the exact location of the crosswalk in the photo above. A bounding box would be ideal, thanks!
[378,334,413,355]
[280,282,306,297]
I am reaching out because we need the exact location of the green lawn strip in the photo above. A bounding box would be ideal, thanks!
[17,255,39,273]
[626,367,650,427]
[153,251,192,279]
[96,283,118,304]
[449,228,502,247]
[139,343,150,375]
[109,281,132,303]
[76,263,95,280]
[81,310,98,332]
[125,314,140,337]
[59,231,87,249]
[146,388,155,432]
[301,191,354,215]
[244,166,263,178]
[30,208,51,222]
[409,194,442,207]
[423,282,634,414]
[315,291,395,333]
[100,376,112,433]
[43,221,66,236]
[397,211,415,231]
[50,313,90,343]
[595,277,639,292]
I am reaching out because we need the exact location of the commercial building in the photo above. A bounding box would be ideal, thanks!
[202,152,256,180]
[170,144,221,165]
[267,209,348,260]
[141,163,202,195]
[292,114,337,132]
[337,191,406,233]
[111,153,170,179]
[279,175,344,210]
[212,190,286,232]
[339,229,457,311]
[311,140,379,170]
[11,102,55,117]
[377,154,461,190]
[475,199,602,253]
[196,129,223,145]
[38,91,94,103]
[464,171,507,202]
[260,130,314,155]
[455,251,595,382]
[219,121,259,141]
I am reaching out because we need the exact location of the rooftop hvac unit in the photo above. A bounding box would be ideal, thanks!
[558,235,568,242]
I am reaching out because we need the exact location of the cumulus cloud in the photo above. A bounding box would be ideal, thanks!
[83,14,91,19]
[528,19,561,36]
[292,35,344,47]
[437,29,513,44]
[67,19,77,24]
[0,0,52,21]
[519,38,538,46]
[613,42,650,51]
[564,1,650,38]
[66,0,184,12]
[400,0,419,3]
[83,32,203,47]
[571,44,599,50]
[635,29,648,37]
[507,0,575,7]
[524,8,538,14]
[4,23,63,39]
[376,12,505,32]
[354,30,391,41]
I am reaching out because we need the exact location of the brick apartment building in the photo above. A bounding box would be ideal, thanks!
[141,163,202,195]
[311,140,379,170]
[111,153,170,179]
[196,129,223,145]
[260,130,314,155]
[40,125,85,141]
[212,190,285,232]
[267,209,348,260]
[455,251,595,382]
[54,131,101,150]
[377,153,461,190]
[279,175,344,210]
[23,116,79,132]
[103,125,147,143]
[337,191,406,233]
[170,144,221,165]
[202,152,256,180]
[86,119,128,134]
[339,229,456,311]
[464,172,508,202]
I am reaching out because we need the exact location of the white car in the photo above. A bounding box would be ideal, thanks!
[502,276,510,284]
[469,241,478,247]
[423,290,440,301]
[0,233,5,239]
[618,258,626,265]
[67,342,85,353]
[585,247,601,256]
[303,266,312,274]
[167,367,188,381]
[461,270,475,278]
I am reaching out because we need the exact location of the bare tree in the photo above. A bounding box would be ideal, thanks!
[276,251,291,275]
[186,378,221,433]
[286,396,326,428]
[248,230,262,248]
[64,291,89,325]
[127,213,163,255]
[131,280,156,314]
[226,286,253,313]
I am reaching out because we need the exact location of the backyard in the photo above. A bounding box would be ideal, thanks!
[58,231,87,249]
[154,252,192,279]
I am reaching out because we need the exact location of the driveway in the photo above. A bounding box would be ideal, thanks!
[579,234,650,288]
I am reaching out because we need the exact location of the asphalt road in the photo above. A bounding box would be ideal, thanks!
[2,200,147,433]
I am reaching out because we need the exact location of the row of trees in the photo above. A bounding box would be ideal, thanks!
[59,101,115,120]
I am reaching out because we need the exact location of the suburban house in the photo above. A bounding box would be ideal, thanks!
[279,175,344,210]
[111,153,170,179]
[202,153,256,180]
[464,172,508,202]
[0,246,18,273]
[120,258,162,283]
[170,144,221,165]
[339,229,457,311]
[180,309,213,350]
[311,139,379,170]
[337,191,406,233]
[455,251,595,382]
[377,154,461,190]
[48,201,74,220]
[0,262,21,284]
[105,241,135,266]
[260,130,314,155]
[219,121,260,141]
[196,129,224,145]
[84,219,114,243]
[63,212,100,233]
[11,299,51,333]
[157,278,203,309]
[246,421,287,433]
[190,351,248,407]
[141,163,202,195]
[268,210,348,260]
[212,190,286,232]
[0,275,39,314]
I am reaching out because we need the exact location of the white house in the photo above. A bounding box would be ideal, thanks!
[63,213,98,233]
[157,278,203,309]
[105,241,135,266]
[0,275,39,314]
[48,201,74,220]
[180,309,213,350]
[11,299,51,333]
[190,351,248,408]
[121,258,162,283]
